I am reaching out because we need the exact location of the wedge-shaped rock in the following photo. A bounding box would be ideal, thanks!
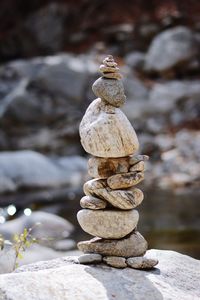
[80,195,107,210]
[88,156,130,178]
[129,161,145,172]
[84,179,144,210]
[78,231,148,257]
[77,209,139,239]
[79,98,139,157]
[129,155,149,165]
[107,172,144,189]
[126,257,158,269]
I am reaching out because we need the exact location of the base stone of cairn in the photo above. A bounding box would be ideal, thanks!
[77,55,158,269]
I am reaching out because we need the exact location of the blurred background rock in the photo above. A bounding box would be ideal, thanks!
[0,0,199,265]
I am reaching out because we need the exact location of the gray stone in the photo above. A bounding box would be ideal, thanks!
[77,209,139,239]
[0,150,87,194]
[0,241,16,274]
[80,195,107,210]
[107,171,144,189]
[103,256,127,268]
[129,155,149,165]
[92,77,125,107]
[78,231,147,257]
[78,254,102,264]
[126,256,158,269]
[0,250,198,300]
[79,98,139,157]
[145,26,197,72]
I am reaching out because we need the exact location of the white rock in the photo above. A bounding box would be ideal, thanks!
[77,209,139,239]
[79,98,139,157]
[0,250,199,300]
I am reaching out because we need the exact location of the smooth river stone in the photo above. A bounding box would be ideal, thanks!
[79,98,139,157]
[103,256,127,268]
[107,172,144,190]
[78,253,102,264]
[126,257,158,269]
[129,155,149,165]
[78,231,148,257]
[84,179,144,209]
[88,156,130,178]
[129,161,145,172]
[80,195,107,210]
[77,209,139,239]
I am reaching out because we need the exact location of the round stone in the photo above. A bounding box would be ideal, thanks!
[77,209,139,239]
[126,257,158,269]
[107,172,144,190]
[79,98,139,157]
[103,256,127,268]
[77,231,148,257]
[99,65,119,73]
[80,195,107,210]
[92,77,126,107]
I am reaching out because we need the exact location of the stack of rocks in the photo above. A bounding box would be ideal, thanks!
[77,55,158,269]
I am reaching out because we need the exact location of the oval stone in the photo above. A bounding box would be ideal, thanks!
[77,209,139,239]
[79,98,139,157]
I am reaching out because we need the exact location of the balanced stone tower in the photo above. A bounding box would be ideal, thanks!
[77,55,158,269]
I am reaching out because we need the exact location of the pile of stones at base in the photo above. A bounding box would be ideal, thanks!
[77,55,158,269]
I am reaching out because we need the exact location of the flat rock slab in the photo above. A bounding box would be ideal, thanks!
[0,250,199,300]
[107,171,144,189]
[77,209,139,239]
[78,231,147,257]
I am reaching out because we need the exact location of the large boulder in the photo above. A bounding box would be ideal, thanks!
[0,250,199,299]
[0,150,87,194]
[145,26,198,73]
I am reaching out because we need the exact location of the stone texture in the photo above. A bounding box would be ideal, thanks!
[88,156,130,178]
[107,172,144,189]
[84,179,144,209]
[92,77,126,107]
[80,195,107,210]
[145,26,197,73]
[129,161,145,172]
[129,155,149,165]
[126,257,158,269]
[0,250,199,300]
[78,254,102,264]
[77,209,139,239]
[103,256,127,268]
[79,98,139,157]
[78,231,147,257]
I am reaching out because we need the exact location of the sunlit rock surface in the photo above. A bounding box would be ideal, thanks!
[0,250,199,300]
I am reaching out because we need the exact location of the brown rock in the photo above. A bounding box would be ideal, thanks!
[88,156,130,178]
[77,209,139,239]
[77,231,148,257]
[107,172,144,189]
[103,256,127,268]
[80,195,107,210]
[84,179,144,210]
[129,161,145,172]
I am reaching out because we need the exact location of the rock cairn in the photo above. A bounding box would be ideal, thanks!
[77,55,158,269]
